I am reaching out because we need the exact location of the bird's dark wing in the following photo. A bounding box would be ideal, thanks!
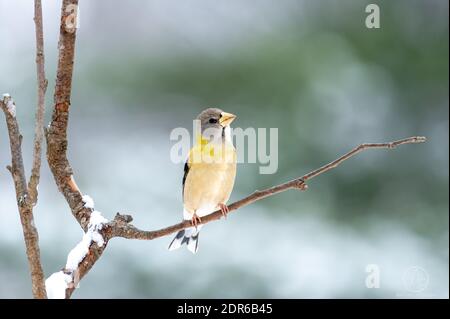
[182,160,190,198]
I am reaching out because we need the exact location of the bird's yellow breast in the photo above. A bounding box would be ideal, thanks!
[183,136,237,216]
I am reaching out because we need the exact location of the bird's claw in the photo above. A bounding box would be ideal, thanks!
[219,203,229,219]
[191,213,202,229]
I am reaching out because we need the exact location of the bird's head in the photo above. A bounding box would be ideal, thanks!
[197,108,236,141]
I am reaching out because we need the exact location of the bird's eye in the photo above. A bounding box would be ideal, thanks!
[209,118,218,124]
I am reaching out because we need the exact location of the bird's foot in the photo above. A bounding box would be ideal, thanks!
[191,213,202,228]
[218,203,229,219]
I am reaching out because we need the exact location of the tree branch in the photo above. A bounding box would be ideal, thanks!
[109,135,427,240]
[52,134,426,298]
[46,0,88,229]
[1,95,47,299]
[28,0,48,205]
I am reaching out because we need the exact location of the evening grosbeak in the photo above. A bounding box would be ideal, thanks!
[168,108,237,253]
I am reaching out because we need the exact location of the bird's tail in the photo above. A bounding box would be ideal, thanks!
[168,226,201,254]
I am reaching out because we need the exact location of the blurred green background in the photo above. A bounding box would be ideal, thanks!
[0,0,448,298]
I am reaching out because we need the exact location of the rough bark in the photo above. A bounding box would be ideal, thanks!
[46,0,89,230]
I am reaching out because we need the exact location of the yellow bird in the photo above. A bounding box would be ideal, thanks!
[168,108,237,253]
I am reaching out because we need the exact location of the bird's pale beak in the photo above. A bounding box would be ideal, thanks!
[219,112,236,127]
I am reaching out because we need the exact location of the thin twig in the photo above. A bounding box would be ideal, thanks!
[109,136,427,241]
[1,96,47,299]
[28,0,48,205]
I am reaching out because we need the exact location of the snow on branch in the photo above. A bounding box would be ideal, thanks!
[45,272,72,299]
[2,94,16,117]
[66,202,108,270]
[46,196,108,299]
